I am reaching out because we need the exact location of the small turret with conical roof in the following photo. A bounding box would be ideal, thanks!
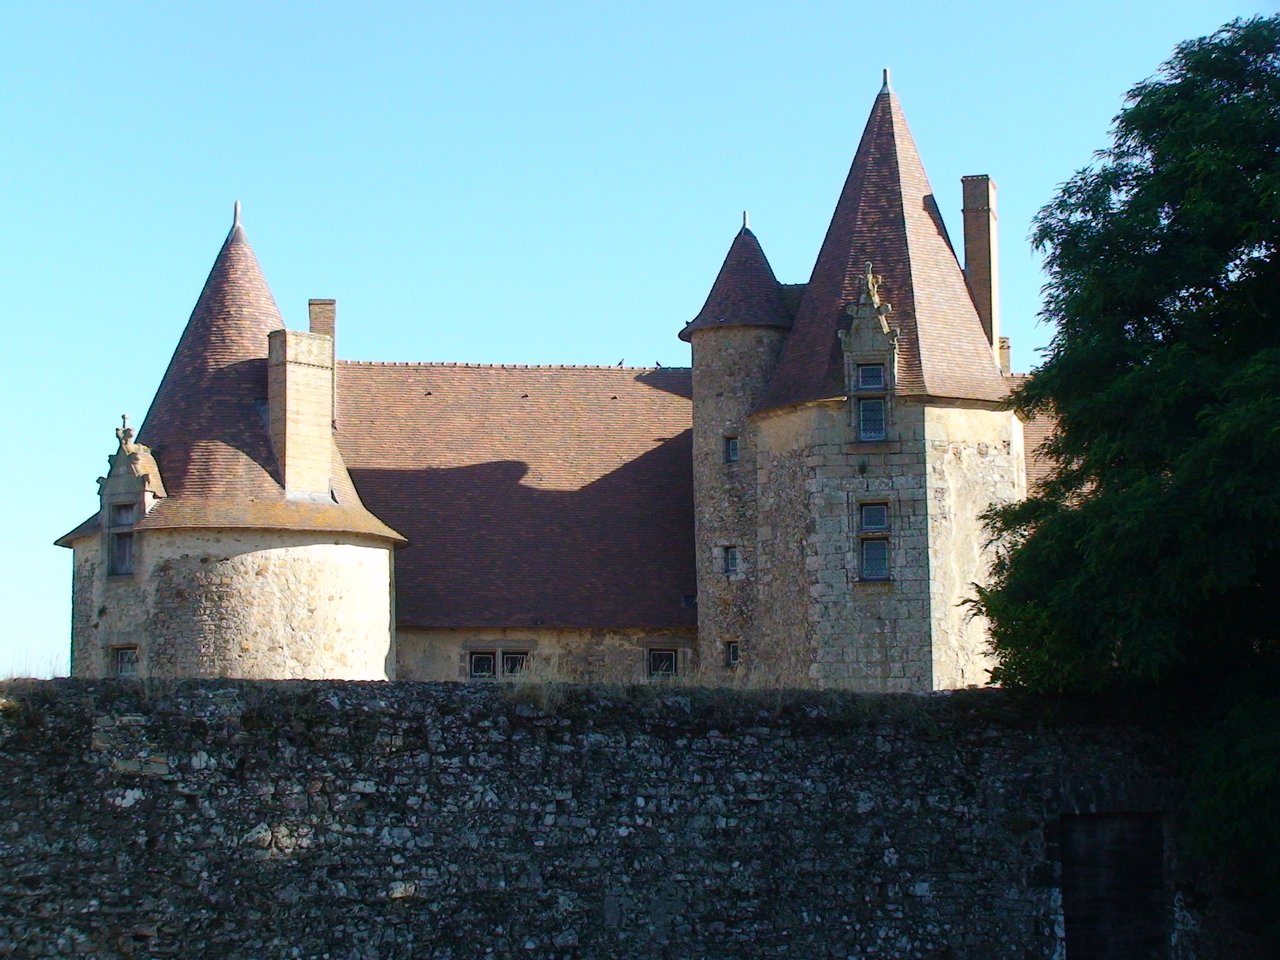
[680,219,791,341]
[682,218,796,675]
[58,206,403,681]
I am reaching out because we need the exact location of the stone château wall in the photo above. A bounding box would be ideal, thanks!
[70,530,395,680]
[0,681,1246,959]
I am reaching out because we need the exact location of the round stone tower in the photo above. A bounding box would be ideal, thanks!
[57,206,405,680]
[679,221,792,678]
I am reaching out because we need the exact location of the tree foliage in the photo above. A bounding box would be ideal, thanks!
[977,16,1280,694]
[975,19,1280,942]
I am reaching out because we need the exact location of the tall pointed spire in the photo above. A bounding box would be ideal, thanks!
[679,223,791,341]
[758,80,1006,410]
[128,209,402,542]
[136,205,286,500]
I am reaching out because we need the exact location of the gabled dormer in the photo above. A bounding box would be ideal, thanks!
[839,264,899,443]
[759,71,1006,413]
[95,415,166,576]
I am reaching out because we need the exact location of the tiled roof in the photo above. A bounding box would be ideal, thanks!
[679,226,791,341]
[119,214,400,543]
[759,81,1007,411]
[335,362,696,630]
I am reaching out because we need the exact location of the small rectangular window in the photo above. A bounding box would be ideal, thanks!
[108,532,134,576]
[725,641,740,667]
[860,538,890,581]
[722,545,739,575]
[647,648,678,678]
[857,363,886,390]
[858,398,887,441]
[112,646,139,678]
[110,502,136,526]
[502,651,528,676]
[723,436,739,463]
[468,651,497,678]
[859,503,889,532]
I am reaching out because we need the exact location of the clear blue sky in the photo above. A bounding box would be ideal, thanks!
[1,1,1264,676]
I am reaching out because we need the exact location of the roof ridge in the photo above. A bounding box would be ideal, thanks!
[339,360,690,371]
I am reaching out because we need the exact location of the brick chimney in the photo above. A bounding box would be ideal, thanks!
[308,299,338,426]
[268,325,335,496]
[961,175,1000,357]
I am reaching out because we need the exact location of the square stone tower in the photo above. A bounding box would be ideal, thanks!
[683,74,1026,691]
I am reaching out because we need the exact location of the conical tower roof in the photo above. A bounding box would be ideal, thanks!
[126,206,401,542]
[136,204,286,501]
[679,223,791,341]
[758,77,1006,411]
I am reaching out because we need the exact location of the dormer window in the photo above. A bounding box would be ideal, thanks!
[853,363,889,441]
[107,500,137,576]
[857,363,886,390]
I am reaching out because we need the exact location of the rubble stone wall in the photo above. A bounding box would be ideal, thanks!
[688,327,787,675]
[70,530,395,681]
[923,406,1025,688]
[0,681,1239,960]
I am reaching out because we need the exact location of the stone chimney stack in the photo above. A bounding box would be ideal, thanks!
[268,327,334,496]
[308,299,338,426]
[961,175,1000,355]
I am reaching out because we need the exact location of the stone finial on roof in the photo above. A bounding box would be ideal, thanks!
[115,413,134,451]
[881,68,891,90]
[844,262,894,338]
[233,200,242,228]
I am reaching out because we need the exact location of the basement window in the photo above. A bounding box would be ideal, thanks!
[468,650,530,680]
[468,651,497,679]
[112,646,139,678]
[647,648,678,679]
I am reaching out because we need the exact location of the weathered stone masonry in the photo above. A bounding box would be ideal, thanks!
[0,682,1245,959]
